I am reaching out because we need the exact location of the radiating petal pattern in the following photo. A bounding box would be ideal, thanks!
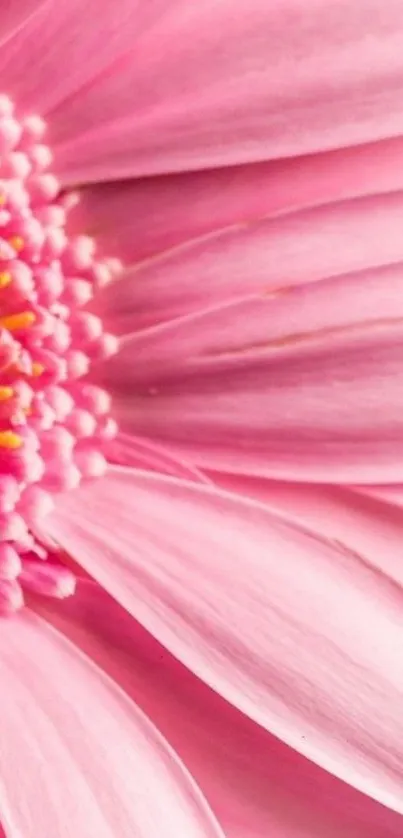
[0,610,224,838]
[96,191,403,331]
[107,432,209,482]
[0,0,168,117]
[211,476,403,590]
[103,275,403,482]
[75,135,403,262]
[36,582,403,838]
[47,467,403,814]
[47,0,403,182]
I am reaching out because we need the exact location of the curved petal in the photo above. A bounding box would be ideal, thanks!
[210,475,403,590]
[46,466,403,815]
[96,191,403,332]
[0,0,166,118]
[36,581,403,838]
[358,484,403,507]
[48,0,403,182]
[103,279,403,483]
[0,0,45,48]
[0,609,224,838]
[74,136,403,262]
[107,431,209,483]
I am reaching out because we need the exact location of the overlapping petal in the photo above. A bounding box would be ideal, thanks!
[102,269,403,482]
[48,0,403,182]
[0,0,167,116]
[0,610,224,838]
[0,5,400,838]
[96,190,403,331]
[75,136,403,263]
[37,582,403,838]
[212,476,403,589]
[107,432,208,482]
[47,466,403,814]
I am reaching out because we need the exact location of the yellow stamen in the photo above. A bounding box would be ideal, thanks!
[0,430,22,449]
[0,271,11,289]
[0,194,6,207]
[0,387,13,402]
[8,235,24,253]
[31,362,44,377]
[0,312,36,331]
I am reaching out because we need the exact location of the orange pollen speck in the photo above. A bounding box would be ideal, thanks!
[0,430,22,449]
[0,271,12,288]
[31,362,44,377]
[8,235,24,253]
[0,387,13,402]
[0,94,120,617]
[0,311,36,331]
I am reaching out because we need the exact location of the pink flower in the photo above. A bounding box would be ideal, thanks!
[0,1,402,836]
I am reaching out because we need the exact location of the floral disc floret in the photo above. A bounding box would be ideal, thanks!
[0,95,119,613]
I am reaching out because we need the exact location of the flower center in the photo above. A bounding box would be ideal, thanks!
[0,95,118,614]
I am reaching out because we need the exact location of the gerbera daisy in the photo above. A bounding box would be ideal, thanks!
[0,1,402,836]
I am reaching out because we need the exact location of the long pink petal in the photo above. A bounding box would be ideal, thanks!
[357,484,403,507]
[37,581,403,838]
[96,191,403,332]
[74,135,403,261]
[0,0,45,47]
[0,609,224,838]
[0,0,166,114]
[104,282,403,483]
[211,475,403,591]
[46,466,403,814]
[50,1,403,182]
[107,431,209,483]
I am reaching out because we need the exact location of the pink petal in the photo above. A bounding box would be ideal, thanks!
[46,466,403,814]
[0,609,224,838]
[74,135,403,261]
[358,484,403,507]
[0,0,166,114]
[96,191,403,332]
[107,431,209,483]
[0,0,45,47]
[37,581,403,838]
[211,475,403,591]
[50,1,403,182]
[104,281,403,483]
